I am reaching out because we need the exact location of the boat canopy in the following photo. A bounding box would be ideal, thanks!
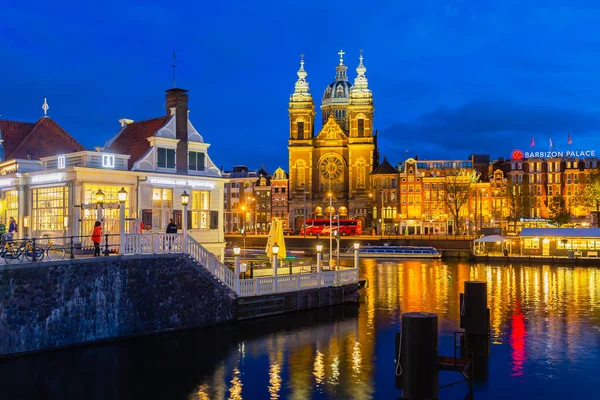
[474,235,510,243]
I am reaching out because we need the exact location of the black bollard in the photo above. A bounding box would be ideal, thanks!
[461,280,490,383]
[462,281,488,335]
[398,312,439,400]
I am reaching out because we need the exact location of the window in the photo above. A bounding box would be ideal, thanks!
[152,188,173,229]
[157,148,175,169]
[297,121,305,139]
[282,188,286,193]
[356,158,366,189]
[191,190,210,229]
[274,187,279,193]
[189,151,206,171]
[357,118,364,137]
[296,160,306,189]
[32,187,69,233]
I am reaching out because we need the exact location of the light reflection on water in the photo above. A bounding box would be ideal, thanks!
[194,260,600,399]
[0,260,598,399]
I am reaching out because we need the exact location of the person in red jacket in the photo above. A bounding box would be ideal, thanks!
[92,221,102,256]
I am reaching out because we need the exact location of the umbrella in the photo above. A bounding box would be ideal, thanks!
[266,218,287,260]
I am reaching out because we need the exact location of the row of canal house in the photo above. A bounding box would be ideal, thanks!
[0,88,226,259]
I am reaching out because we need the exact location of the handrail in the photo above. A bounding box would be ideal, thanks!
[186,235,237,291]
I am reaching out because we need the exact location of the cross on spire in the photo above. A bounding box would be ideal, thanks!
[338,49,345,65]
[42,98,49,117]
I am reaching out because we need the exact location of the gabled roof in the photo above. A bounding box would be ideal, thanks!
[371,156,397,175]
[0,117,85,161]
[105,117,169,169]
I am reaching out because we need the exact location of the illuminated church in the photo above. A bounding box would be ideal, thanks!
[288,50,379,229]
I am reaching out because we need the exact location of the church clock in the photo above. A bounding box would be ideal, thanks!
[320,156,343,180]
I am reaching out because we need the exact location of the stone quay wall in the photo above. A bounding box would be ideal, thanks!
[0,254,236,356]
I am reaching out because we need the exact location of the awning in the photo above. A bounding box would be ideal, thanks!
[474,235,510,243]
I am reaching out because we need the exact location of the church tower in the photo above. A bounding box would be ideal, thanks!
[320,50,352,133]
[288,56,316,228]
[347,51,376,198]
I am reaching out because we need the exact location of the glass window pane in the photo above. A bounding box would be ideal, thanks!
[157,148,166,168]
[189,152,197,170]
[167,149,175,169]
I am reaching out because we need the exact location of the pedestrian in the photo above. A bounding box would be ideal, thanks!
[166,218,177,250]
[8,217,17,241]
[92,221,102,256]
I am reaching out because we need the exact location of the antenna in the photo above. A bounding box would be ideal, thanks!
[172,52,177,88]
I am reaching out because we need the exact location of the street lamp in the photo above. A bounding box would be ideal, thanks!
[233,245,241,294]
[353,242,360,270]
[181,191,190,251]
[118,187,127,255]
[272,243,280,291]
[316,243,323,274]
[327,192,333,268]
[380,190,384,237]
[250,197,256,235]
[95,188,105,226]
[241,204,246,233]
[302,183,307,238]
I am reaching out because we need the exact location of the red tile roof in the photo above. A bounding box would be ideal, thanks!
[0,117,85,160]
[106,117,169,169]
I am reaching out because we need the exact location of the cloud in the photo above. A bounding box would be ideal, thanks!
[379,100,600,162]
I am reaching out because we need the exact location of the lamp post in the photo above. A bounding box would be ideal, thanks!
[272,243,280,291]
[118,187,127,255]
[327,192,333,268]
[353,242,360,270]
[240,204,246,233]
[95,188,105,222]
[233,245,241,294]
[335,214,341,269]
[181,191,190,252]
[480,189,485,235]
[302,183,307,238]
[316,244,323,274]
[380,190,384,237]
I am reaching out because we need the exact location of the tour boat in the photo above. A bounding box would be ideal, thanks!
[348,245,442,259]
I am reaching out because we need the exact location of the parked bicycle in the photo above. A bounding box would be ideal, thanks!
[1,234,25,263]
[24,235,66,262]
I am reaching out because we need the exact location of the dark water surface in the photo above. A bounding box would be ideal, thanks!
[1,260,599,399]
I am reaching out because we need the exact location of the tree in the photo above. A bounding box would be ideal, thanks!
[505,179,534,232]
[439,169,480,235]
[548,196,571,227]
[574,172,600,226]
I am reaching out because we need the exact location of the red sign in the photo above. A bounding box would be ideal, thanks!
[512,149,523,160]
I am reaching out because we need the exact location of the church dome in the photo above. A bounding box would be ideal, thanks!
[323,80,353,101]
[322,50,352,103]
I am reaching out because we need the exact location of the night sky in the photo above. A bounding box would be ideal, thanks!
[2,1,600,173]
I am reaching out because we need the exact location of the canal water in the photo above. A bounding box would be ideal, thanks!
[1,260,599,400]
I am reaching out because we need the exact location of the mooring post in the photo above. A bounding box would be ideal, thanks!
[461,280,490,383]
[399,312,439,399]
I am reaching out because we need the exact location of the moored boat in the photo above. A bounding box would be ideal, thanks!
[347,245,442,259]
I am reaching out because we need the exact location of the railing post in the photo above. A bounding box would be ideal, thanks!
[119,202,125,255]
[234,255,241,295]
[70,236,75,259]
[296,274,301,290]
[104,234,110,256]
[31,238,37,262]
[152,234,158,253]
[255,279,260,296]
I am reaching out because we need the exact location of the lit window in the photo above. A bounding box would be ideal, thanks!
[191,191,210,229]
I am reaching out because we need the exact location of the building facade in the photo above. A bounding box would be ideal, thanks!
[288,51,379,229]
[223,166,259,233]
[0,89,227,259]
[271,167,289,229]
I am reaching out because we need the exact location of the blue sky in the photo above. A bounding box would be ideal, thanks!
[2,0,600,173]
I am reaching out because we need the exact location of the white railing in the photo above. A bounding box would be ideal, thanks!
[122,233,359,297]
[124,234,182,255]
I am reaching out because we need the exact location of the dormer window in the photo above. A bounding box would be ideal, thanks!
[189,151,205,172]
[157,148,175,169]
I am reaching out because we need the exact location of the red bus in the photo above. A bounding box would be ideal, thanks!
[301,219,362,236]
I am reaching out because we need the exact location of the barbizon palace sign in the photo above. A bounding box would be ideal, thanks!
[524,150,595,158]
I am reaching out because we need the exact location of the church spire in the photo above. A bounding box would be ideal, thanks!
[352,50,370,92]
[291,54,311,99]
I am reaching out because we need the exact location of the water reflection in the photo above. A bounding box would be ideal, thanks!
[0,260,598,399]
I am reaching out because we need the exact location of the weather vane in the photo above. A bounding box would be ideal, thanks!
[42,98,49,117]
[172,52,177,88]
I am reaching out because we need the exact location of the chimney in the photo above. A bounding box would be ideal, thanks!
[165,88,189,174]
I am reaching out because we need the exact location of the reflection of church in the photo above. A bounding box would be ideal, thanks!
[288,50,379,229]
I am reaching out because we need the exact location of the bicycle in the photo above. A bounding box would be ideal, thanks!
[1,234,25,263]
[24,235,66,262]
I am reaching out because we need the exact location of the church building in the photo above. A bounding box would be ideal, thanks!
[288,50,379,229]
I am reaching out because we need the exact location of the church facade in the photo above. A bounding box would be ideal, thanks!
[288,50,379,229]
